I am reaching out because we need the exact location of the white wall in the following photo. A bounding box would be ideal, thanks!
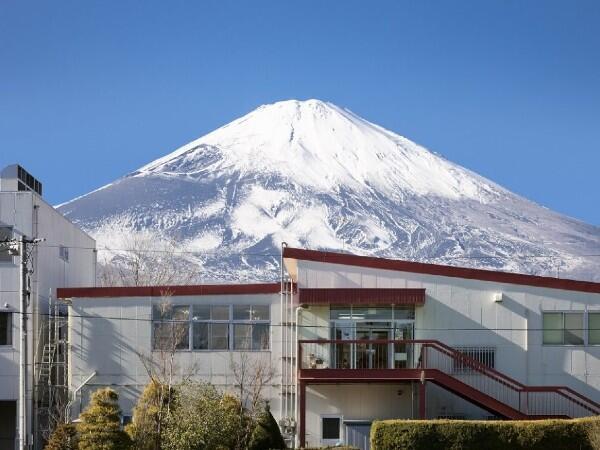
[69,293,283,419]
[304,383,413,448]
[295,259,600,417]
[0,191,96,448]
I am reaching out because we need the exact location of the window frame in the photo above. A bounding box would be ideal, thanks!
[0,311,13,347]
[542,310,588,346]
[320,414,343,446]
[152,303,271,352]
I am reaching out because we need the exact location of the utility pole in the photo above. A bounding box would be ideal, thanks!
[19,235,27,450]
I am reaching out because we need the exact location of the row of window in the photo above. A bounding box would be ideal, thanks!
[542,312,600,345]
[152,304,270,351]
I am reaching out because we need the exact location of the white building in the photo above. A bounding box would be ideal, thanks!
[60,246,600,450]
[0,165,96,450]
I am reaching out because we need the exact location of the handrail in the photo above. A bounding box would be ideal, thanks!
[298,338,600,416]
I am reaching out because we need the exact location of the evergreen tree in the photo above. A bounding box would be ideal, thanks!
[77,387,131,450]
[45,423,78,450]
[126,381,173,450]
[247,404,286,450]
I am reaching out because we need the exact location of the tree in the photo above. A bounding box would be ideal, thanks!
[229,353,278,449]
[125,381,173,450]
[97,230,198,287]
[45,423,78,450]
[77,388,131,450]
[162,382,239,450]
[248,403,286,450]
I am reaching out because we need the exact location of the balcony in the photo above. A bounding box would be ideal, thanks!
[298,339,600,419]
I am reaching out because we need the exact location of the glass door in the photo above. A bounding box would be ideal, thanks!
[356,322,392,369]
[393,322,414,368]
[331,321,354,369]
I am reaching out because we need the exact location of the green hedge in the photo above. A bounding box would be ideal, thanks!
[371,417,600,450]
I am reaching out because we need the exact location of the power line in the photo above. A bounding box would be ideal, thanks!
[6,310,600,331]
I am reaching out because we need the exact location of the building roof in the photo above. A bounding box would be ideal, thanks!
[283,247,600,294]
[57,283,281,299]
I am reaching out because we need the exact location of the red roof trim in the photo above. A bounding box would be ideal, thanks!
[300,288,425,305]
[284,247,600,294]
[57,283,281,299]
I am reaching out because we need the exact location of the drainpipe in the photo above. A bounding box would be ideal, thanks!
[280,242,287,423]
[294,305,305,448]
[65,371,96,422]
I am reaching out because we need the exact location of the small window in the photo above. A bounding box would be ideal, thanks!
[543,312,584,345]
[152,322,189,350]
[210,323,229,350]
[589,313,600,345]
[211,306,229,321]
[0,227,13,263]
[59,245,69,262]
[0,312,12,346]
[322,416,341,441]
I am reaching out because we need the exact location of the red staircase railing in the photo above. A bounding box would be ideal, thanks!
[298,339,600,418]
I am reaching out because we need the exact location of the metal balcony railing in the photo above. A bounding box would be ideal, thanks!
[298,339,600,418]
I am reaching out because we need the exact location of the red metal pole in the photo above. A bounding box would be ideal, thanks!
[299,380,306,447]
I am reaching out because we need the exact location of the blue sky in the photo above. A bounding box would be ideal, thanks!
[1,1,599,224]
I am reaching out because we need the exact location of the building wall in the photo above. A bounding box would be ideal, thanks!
[304,383,413,448]
[0,191,96,448]
[295,260,600,418]
[68,293,283,419]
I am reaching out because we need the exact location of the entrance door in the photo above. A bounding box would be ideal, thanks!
[394,322,414,368]
[345,422,372,450]
[356,323,391,369]
[332,321,354,369]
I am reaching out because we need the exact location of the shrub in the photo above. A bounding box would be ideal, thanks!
[45,423,78,450]
[126,380,173,450]
[370,417,600,450]
[77,387,131,450]
[247,404,286,450]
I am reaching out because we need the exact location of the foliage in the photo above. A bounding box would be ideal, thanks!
[370,417,600,450]
[126,381,174,450]
[77,388,131,450]
[247,404,286,450]
[162,382,240,450]
[44,423,78,450]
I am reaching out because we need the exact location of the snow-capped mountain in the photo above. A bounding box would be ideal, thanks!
[58,99,600,282]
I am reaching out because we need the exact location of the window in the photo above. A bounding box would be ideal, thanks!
[0,227,13,263]
[0,312,12,346]
[589,313,600,345]
[152,303,190,350]
[453,346,495,372]
[321,416,341,441]
[153,303,270,351]
[232,305,270,350]
[59,245,69,262]
[543,312,584,345]
[330,305,414,320]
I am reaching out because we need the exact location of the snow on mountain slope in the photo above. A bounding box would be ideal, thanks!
[58,99,600,282]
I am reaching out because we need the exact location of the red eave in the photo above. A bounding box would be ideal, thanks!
[57,283,281,299]
[299,288,425,305]
[283,247,600,294]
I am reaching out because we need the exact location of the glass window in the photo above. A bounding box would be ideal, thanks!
[234,324,252,350]
[233,305,251,321]
[192,322,209,350]
[211,306,229,321]
[352,307,392,320]
[543,313,563,345]
[322,417,340,440]
[564,313,584,345]
[153,322,189,350]
[394,306,415,320]
[251,305,270,321]
[0,227,13,262]
[589,313,600,345]
[210,323,229,350]
[192,305,210,321]
[0,312,11,346]
[543,312,584,345]
[172,305,190,321]
[330,306,352,320]
[252,324,270,350]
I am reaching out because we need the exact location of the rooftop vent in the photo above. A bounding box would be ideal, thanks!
[0,164,43,196]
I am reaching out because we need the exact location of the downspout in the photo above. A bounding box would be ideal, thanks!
[294,305,304,448]
[280,242,287,423]
[65,371,96,422]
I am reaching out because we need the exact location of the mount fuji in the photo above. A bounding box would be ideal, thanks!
[58,99,600,282]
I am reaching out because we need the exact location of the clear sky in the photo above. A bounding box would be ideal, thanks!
[1,1,599,225]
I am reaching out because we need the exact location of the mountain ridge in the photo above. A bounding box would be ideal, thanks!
[58,99,600,283]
